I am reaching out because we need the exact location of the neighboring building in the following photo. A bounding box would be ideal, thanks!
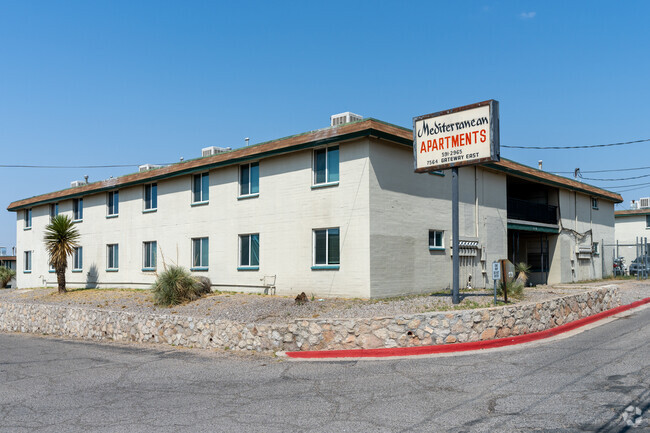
[614,206,650,267]
[0,250,17,289]
[7,118,622,297]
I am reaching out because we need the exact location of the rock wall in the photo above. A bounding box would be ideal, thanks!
[0,286,619,352]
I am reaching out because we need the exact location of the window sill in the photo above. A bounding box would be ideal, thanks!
[49,270,55,273]
[72,269,83,273]
[142,208,157,214]
[237,193,259,201]
[311,182,339,190]
[72,219,83,223]
[237,266,259,271]
[142,267,156,272]
[106,214,119,219]
[23,227,32,231]
[106,269,119,272]
[190,267,209,272]
[23,270,32,274]
[311,265,340,270]
[428,171,445,177]
[429,246,445,251]
[191,201,209,207]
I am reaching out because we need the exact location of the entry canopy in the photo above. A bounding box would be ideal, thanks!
[413,100,500,172]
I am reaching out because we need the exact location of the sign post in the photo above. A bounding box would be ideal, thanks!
[414,100,500,304]
[492,261,501,305]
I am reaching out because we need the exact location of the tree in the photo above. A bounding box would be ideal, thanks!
[44,215,80,294]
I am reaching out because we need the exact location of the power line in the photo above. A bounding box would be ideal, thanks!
[0,163,171,169]
[579,173,650,182]
[503,138,650,149]
[551,165,650,175]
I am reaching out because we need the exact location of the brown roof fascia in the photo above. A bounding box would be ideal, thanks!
[7,119,411,211]
[615,209,650,217]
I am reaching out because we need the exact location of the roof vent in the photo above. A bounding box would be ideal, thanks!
[330,112,363,127]
[70,180,87,188]
[202,146,232,157]
[139,164,163,172]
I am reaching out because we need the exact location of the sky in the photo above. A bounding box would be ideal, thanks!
[1,0,650,251]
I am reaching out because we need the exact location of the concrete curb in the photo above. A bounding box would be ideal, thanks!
[280,297,650,359]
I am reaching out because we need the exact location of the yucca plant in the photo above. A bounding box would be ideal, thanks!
[515,262,532,286]
[152,265,206,306]
[0,267,16,288]
[44,215,80,294]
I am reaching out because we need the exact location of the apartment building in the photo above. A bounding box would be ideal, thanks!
[8,118,622,297]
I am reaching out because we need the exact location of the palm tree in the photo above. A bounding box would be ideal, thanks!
[44,215,80,294]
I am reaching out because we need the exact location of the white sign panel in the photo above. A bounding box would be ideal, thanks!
[413,100,499,172]
[492,261,501,281]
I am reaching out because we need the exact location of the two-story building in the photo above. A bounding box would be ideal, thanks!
[8,117,622,298]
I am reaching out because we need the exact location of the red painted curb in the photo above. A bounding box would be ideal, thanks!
[285,297,650,359]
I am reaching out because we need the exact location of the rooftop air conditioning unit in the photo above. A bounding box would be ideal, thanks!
[202,146,232,157]
[70,180,86,188]
[139,164,163,172]
[640,197,650,208]
[330,112,363,127]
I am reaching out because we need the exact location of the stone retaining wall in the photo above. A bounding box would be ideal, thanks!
[0,286,619,352]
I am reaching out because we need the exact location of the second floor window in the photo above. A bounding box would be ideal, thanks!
[107,191,119,216]
[24,209,32,229]
[73,247,83,271]
[73,198,83,221]
[144,183,157,210]
[239,162,259,197]
[314,146,339,185]
[192,173,209,203]
[107,244,119,270]
[429,230,444,250]
[191,237,209,269]
[49,203,59,220]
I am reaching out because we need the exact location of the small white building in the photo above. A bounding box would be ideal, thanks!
[8,118,622,297]
[614,206,650,266]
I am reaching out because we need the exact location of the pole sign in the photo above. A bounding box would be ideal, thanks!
[492,261,501,281]
[413,100,500,173]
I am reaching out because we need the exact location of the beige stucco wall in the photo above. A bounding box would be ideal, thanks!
[16,139,372,298]
[367,139,508,297]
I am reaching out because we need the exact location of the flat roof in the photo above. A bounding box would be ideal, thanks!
[615,209,650,217]
[7,118,622,211]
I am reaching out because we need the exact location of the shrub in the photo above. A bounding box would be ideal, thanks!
[195,276,212,295]
[0,267,16,288]
[152,266,205,306]
[497,280,525,300]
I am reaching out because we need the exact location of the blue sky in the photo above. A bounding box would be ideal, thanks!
[1,1,650,250]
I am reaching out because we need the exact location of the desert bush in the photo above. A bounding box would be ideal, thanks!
[0,267,16,288]
[152,266,205,306]
[497,280,525,300]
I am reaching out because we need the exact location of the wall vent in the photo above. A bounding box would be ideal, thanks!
[640,197,650,208]
[70,180,86,188]
[330,112,363,127]
[202,146,232,157]
[139,164,163,172]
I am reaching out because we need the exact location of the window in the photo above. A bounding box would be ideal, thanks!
[107,191,119,216]
[191,237,209,270]
[591,198,598,209]
[24,209,32,229]
[647,215,650,229]
[72,247,83,271]
[239,162,259,197]
[49,203,59,220]
[239,234,260,269]
[73,198,83,221]
[592,242,599,255]
[313,228,340,268]
[107,244,119,271]
[192,173,209,203]
[24,251,32,272]
[313,146,339,186]
[144,183,157,211]
[143,241,157,270]
[429,230,444,250]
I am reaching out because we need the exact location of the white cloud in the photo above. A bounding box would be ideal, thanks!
[520,11,536,19]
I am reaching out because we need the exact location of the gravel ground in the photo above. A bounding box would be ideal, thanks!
[1,279,648,324]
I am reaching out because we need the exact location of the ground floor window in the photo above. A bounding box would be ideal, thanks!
[239,234,259,269]
[192,237,209,270]
[143,241,157,270]
[313,228,340,267]
[72,247,83,271]
[107,244,119,271]
[24,251,32,272]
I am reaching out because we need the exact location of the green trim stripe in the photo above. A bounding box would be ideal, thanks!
[507,222,560,233]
